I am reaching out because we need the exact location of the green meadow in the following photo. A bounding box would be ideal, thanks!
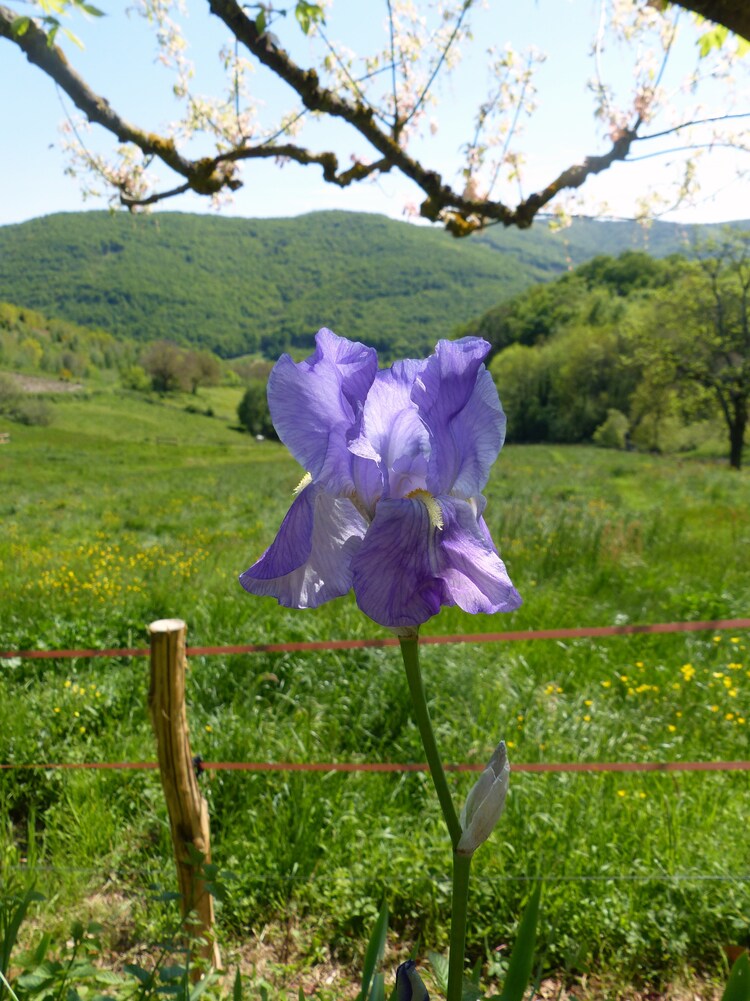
[1,383,749,995]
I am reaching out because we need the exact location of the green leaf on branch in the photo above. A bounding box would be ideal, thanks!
[255,10,267,36]
[695,22,749,58]
[10,16,30,36]
[294,1,324,35]
[721,953,750,1001]
[698,24,729,57]
[123,964,153,986]
[497,882,542,1001]
[61,25,85,47]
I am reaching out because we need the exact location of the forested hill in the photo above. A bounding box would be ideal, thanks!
[0,210,741,358]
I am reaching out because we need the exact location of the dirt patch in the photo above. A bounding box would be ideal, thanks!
[17,895,728,1001]
[7,372,84,394]
[223,924,727,1000]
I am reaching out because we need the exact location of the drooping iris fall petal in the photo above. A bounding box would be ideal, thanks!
[350,494,521,626]
[436,497,520,615]
[239,483,368,609]
[351,496,445,627]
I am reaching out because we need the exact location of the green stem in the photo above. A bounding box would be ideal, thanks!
[399,637,462,848]
[447,852,472,1001]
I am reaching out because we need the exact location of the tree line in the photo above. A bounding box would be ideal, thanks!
[464,233,750,469]
[3,233,748,468]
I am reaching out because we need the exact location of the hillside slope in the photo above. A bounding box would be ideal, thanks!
[0,210,742,358]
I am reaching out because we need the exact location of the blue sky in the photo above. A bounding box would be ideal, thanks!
[2,1,748,228]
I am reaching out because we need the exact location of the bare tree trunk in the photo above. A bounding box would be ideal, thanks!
[729,414,746,470]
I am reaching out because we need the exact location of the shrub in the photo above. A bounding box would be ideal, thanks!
[0,371,21,413]
[593,408,629,449]
[11,397,53,426]
[121,364,151,392]
[237,381,276,438]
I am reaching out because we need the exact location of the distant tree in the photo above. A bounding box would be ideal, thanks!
[575,252,681,297]
[633,233,750,468]
[120,363,151,392]
[460,276,590,361]
[11,396,52,426]
[592,409,630,450]
[490,343,551,442]
[0,371,21,413]
[141,340,187,393]
[237,381,275,438]
[182,349,222,394]
[491,320,635,443]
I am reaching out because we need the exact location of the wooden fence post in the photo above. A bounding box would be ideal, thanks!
[148,618,221,971]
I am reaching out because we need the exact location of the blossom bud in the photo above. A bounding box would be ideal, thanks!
[457,740,510,857]
[395,960,429,1000]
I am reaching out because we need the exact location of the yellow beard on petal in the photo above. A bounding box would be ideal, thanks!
[293,471,313,495]
[406,488,444,531]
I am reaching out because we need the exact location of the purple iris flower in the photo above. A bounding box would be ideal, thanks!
[239,328,521,629]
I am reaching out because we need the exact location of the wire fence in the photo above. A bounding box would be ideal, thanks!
[4,864,748,884]
[1,615,748,776]
[2,616,750,661]
[3,616,749,905]
[1,760,750,773]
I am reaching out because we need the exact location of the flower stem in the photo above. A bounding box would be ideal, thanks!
[447,852,472,1001]
[399,637,462,848]
[399,637,473,1001]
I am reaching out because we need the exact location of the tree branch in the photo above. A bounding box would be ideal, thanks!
[0,0,744,230]
[0,3,241,199]
[667,0,750,43]
[120,145,393,208]
[207,0,642,231]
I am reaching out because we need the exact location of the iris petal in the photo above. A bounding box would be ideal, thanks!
[412,337,505,497]
[351,494,520,627]
[351,497,445,627]
[437,497,522,615]
[241,480,316,580]
[349,363,430,499]
[268,328,378,494]
[239,483,368,609]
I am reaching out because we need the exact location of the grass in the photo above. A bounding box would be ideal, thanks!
[1,383,749,994]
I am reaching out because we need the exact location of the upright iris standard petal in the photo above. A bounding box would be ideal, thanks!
[412,337,505,497]
[239,483,368,609]
[349,363,430,500]
[268,328,378,494]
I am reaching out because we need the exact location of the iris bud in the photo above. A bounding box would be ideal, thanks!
[457,740,510,857]
[395,960,429,1000]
